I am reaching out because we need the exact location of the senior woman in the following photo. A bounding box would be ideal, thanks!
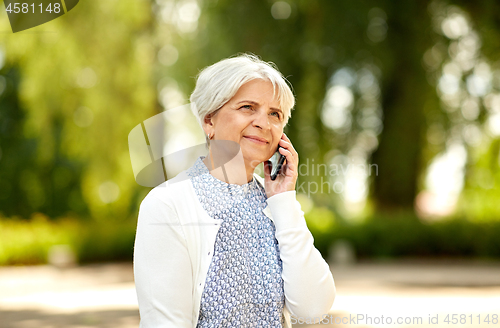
[133,53,335,328]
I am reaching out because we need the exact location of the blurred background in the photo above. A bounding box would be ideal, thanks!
[1,0,500,327]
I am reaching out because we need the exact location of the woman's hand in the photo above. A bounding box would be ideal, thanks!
[264,133,299,198]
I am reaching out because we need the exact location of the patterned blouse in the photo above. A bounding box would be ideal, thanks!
[186,156,285,327]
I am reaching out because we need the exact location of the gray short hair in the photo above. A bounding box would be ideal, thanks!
[189,53,295,134]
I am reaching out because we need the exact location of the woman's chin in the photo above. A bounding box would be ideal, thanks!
[241,149,270,166]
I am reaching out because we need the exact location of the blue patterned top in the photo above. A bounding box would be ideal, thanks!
[187,156,285,327]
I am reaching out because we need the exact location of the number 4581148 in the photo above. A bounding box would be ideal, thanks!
[5,3,62,14]
[444,314,498,325]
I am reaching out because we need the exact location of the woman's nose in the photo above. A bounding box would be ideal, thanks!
[253,109,270,129]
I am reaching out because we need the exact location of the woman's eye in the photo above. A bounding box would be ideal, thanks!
[240,105,253,110]
[271,111,281,119]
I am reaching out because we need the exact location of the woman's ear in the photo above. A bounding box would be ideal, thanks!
[203,113,213,125]
[202,112,215,136]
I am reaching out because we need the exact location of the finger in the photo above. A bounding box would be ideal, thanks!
[279,139,298,161]
[278,139,294,150]
[282,133,294,145]
[279,135,295,150]
[279,147,296,168]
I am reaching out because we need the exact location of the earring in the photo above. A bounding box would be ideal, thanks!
[206,132,213,148]
[207,132,215,170]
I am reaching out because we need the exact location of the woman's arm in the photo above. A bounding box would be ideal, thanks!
[133,191,194,327]
[265,190,336,319]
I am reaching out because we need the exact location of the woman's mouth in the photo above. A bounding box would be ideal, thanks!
[244,136,268,145]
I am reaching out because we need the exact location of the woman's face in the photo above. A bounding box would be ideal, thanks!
[203,79,285,167]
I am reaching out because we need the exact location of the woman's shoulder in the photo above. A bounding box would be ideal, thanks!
[137,170,197,228]
[140,170,192,210]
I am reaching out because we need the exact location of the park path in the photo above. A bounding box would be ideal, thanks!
[1,259,500,327]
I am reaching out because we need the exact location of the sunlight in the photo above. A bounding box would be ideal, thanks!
[416,143,467,218]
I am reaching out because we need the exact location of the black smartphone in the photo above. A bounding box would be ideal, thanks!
[268,146,286,180]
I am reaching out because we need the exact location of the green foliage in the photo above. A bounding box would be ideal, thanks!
[2,209,500,266]
[316,213,500,260]
[0,63,89,219]
[0,214,76,265]
[0,213,136,265]
[305,206,336,232]
[0,0,157,221]
[75,219,137,263]
[458,139,500,221]
[1,0,500,266]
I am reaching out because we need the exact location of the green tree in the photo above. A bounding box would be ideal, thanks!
[0,0,157,221]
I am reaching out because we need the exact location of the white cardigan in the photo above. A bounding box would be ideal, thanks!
[133,169,336,328]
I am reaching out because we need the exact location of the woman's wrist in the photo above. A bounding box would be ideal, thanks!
[265,190,306,231]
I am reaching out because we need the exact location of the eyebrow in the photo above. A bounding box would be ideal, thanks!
[236,100,283,114]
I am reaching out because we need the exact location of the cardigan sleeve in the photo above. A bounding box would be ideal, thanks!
[133,191,194,328]
[265,190,336,319]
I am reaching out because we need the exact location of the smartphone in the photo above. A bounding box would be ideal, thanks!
[268,146,286,180]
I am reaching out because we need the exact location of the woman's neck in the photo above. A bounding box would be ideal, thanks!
[202,152,255,185]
